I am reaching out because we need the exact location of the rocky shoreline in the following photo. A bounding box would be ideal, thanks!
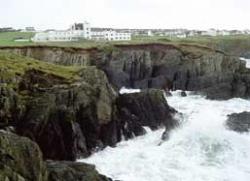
[1,43,250,180]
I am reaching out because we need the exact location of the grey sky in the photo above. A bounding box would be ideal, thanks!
[1,0,250,30]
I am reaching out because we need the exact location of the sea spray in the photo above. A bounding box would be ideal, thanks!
[79,91,250,181]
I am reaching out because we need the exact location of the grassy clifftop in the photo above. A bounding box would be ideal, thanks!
[0,51,82,83]
[1,32,249,57]
[0,32,35,46]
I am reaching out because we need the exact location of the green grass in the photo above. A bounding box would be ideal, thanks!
[168,35,250,56]
[0,32,35,46]
[0,51,82,82]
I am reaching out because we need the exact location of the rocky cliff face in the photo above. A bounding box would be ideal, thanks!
[1,46,94,66]
[2,44,250,99]
[15,67,117,160]
[117,89,177,131]
[0,52,178,162]
[0,131,47,181]
[0,131,111,181]
[0,52,117,161]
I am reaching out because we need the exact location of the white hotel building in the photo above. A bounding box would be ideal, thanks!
[32,22,131,42]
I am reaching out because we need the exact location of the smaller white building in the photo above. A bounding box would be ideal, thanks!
[91,29,131,41]
[32,30,78,42]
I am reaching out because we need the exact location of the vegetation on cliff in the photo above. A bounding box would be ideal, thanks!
[0,32,35,46]
[0,51,82,84]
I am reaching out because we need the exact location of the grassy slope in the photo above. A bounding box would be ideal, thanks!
[176,35,250,55]
[0,32,35,46]
[0,51,82,82]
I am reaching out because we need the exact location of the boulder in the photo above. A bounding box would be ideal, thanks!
[226,112,250,133]
[164,91,172,97]
[0,131,47,181]
[180,91,187,97]
[46,161,112,181]
[116,89,178,139]
[0,131,112,181]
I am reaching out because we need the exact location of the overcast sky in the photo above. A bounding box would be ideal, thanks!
[1,0,250,30]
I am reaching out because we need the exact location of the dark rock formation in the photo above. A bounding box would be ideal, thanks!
[226,112,250,133]
[165,91,173,97]
[0,86,22,129]
[0,52,178,162]
[15,67,117,161]
[0,52,117,161]
[2,44,250,99]
[96,44,250,100]
[46,161,111,181]
[180,91,187,97]
[116,89,178,133]
[0,131,112,181]
[0,131,47,181]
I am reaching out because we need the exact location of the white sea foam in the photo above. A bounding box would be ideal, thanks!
[240,57,250,68]
[79,90,250,181]
[119,87,141,94]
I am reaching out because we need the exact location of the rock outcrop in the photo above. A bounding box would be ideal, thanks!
[0,131,47,181]
[226,112,250,133]
[2,44,250,99]
[16,67,117,160]
[116,89,178,139]
[0,131,112,181]
[0,52,117,161]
